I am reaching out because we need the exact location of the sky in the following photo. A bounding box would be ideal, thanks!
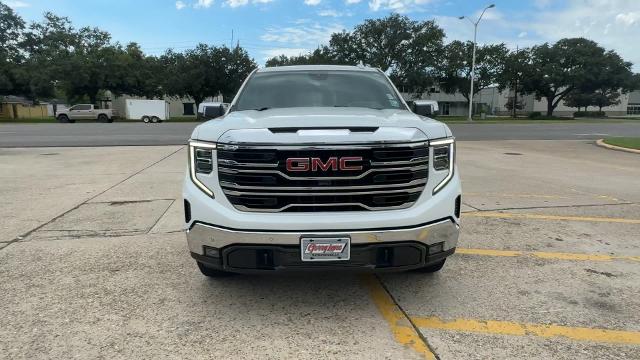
[5,0,640,70]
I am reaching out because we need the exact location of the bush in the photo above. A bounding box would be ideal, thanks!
[573,111,606,118]
[528,111,542,119]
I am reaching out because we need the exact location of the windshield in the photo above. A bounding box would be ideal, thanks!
[233,70,406,111]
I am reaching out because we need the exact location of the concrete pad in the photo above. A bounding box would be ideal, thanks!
[149,200,184,234]
[422,328,639,360]
[458,141,640,205]
[88,148,185,203]
[0,146,182,242]
[381,255,640,330]
[88,171,183,203]
[459,214,640,257]
[0,234,421,360]
[27,200,173,241]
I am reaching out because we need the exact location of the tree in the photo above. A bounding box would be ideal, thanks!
[439,41,508,106]
[504,96,526,112]
[564,91,594,112]
[520,38,605,116]
[20,12,79,100]
[161,44,256,108]
[330,14,445,97]
[577,50,635,111]
[0,1,26,97]
[219,45,258,102]
[496,47,530,117]
[268,14,445,98]
[265,46,339,67]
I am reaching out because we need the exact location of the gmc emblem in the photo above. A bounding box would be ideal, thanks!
[286,157,363,172]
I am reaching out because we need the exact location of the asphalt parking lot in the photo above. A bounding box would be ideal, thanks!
[1,140,639,359]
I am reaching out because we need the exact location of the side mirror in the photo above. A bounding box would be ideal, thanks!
[413,104,433,116]
[203,105,224,119]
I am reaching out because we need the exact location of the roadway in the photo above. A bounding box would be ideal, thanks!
[1,121,640,147]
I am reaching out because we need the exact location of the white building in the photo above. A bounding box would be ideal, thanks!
[403,87,640,117]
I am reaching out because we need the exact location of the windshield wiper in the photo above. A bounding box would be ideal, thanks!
[254,107,271,111]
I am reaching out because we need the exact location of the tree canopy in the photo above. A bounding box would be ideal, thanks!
[1,2,638,117]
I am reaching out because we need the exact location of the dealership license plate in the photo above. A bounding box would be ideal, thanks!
[300,237,350,261]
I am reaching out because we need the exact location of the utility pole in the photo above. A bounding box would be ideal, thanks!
[459,4,495,122]
[513,45,518,118]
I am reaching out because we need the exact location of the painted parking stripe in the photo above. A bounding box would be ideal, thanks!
[362,275,436,359]
[411,316,640,345]
[463,211,640,224]
[456,248,640,262]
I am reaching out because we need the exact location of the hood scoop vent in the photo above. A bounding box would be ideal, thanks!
[269,127,378,134]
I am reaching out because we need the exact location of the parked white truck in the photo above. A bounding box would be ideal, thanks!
[56,104,115,123]
[183,65,461,276]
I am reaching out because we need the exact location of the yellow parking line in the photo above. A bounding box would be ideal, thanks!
[361,275,436,360]
[457,248,640,262]
[411,316,640,345]
[463,211,640,224]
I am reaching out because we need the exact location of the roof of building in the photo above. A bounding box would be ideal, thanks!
[258,65,380,73]
[1,95,32,104]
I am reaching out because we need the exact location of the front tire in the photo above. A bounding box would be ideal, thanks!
[415,259,446,273]
[196,262,232,277]
[142,116,150,123]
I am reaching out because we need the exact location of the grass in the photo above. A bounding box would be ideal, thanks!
[436,116,640,124]
[0,117,57,123]
[603,137,640,150]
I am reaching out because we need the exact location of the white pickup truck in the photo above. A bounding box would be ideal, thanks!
[183,65,461,277]
[56,104,116,123]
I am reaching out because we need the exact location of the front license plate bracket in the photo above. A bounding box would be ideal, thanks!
[300,237,351,261]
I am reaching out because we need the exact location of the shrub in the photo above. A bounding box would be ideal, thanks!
[528,111,542,119]
[573,111,606,118]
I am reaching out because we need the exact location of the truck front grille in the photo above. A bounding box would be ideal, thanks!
[217,142,429,212]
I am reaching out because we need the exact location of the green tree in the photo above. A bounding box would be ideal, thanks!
[269,14,445,98]
[0,1,26,97]
[579,51,635,111]
[563,91,594,112]
[265,46,338,67]
[161,44,256,108]
[439,41,508,105]
[496,48,530,117]
[520,38,606,116]
[330,14,445,97]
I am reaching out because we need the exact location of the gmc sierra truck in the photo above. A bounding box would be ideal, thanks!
[183,65,461,276]
[56,104,115,123]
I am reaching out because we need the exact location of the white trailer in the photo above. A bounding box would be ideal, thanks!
[124,99,170,123]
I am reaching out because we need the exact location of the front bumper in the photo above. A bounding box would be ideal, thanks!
[186,218,459,272]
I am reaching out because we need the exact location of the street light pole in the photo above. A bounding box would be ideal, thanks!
[460,4,495,122]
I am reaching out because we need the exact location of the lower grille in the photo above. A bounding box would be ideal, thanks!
[217,142,429,212]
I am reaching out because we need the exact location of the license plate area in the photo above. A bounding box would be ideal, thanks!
[300,237,350,261]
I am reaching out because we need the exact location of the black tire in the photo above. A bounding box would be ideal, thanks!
[197,262,233,278]
[151,116,160,123]
[142,116,150,123]
[415,259,446,273]
[97,114,109,123]
[57,115,70,123]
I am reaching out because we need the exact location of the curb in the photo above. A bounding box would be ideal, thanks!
[596,139,640,154]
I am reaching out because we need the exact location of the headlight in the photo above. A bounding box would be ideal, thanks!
[189,140,216,197]
[431,137,455,195]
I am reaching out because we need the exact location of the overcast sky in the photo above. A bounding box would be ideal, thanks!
[5,0,640,70]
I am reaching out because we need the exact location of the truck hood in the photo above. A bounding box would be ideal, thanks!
[191,107,451,144]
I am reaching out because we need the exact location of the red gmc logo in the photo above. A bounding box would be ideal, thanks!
[286,157,363,172]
